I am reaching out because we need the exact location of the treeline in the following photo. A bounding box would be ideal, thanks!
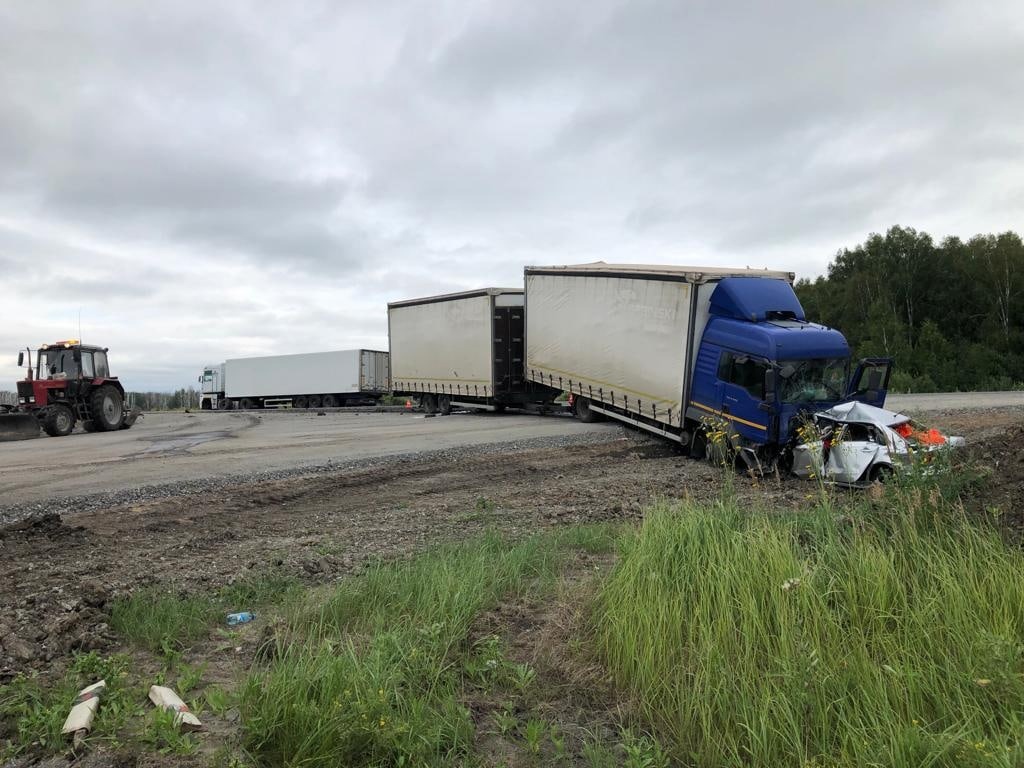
[127,388,201,411]
[0,388,201,411]
[796,226,1024,393]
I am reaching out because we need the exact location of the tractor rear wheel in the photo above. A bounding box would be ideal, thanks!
[43,405,75,437]
[90,385,124,431]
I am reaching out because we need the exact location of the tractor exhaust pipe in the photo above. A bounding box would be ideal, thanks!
[0,410,40,441]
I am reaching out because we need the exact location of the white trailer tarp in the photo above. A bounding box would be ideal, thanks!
[526,273,692,425]
[227,350,365,398]
[390,294,495,395]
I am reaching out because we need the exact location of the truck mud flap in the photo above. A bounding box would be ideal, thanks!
[0,412,41,441]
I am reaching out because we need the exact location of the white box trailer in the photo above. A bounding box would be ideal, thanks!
[213,349,389,410]
[388,288,560,414]
[524,263,794,442]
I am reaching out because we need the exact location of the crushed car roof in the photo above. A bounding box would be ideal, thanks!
[816,401,911,427]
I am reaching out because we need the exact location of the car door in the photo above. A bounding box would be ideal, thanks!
[845,358,893,407]
[825,424,887,483]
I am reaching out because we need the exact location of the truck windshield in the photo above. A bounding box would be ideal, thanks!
[779,358,848,403]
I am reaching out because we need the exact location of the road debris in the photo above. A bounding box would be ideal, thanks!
[148,685,202,731]
[61,679,105,747]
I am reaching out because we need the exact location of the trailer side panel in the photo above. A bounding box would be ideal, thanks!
[525,272,693,428]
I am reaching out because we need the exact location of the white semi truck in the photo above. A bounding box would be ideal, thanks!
[199,349,389,410]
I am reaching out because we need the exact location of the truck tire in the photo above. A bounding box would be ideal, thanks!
[293,396,308,409]
[307,395,322,409]
[438,395,452,415]
[422,394,438,415]
[322,394,338,408]
[82,420,97,433]
[219,398,233,410]
[90,385,124,431]
[573,397,600,423]
[43,405,75,437]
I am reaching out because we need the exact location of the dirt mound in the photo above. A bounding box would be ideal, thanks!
[966,421,1024,531]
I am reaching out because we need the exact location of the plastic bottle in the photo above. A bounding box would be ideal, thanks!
[226,611,255,625]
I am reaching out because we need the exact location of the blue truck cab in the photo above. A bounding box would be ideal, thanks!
[686,277,891,464]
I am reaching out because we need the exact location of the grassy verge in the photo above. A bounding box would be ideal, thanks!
[110,573,303,653]
[239,526,619,767]
[595,485,1024,767]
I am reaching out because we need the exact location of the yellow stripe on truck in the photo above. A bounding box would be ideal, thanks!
[690,401,768,432]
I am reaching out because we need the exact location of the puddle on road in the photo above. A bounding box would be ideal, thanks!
[141,430,233,454]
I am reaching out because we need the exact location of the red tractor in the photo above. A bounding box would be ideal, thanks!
[0,340,141,440]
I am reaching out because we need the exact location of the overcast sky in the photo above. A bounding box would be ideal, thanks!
[1,1,1021,391]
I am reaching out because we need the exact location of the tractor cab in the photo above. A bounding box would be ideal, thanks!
[33,342,111,381]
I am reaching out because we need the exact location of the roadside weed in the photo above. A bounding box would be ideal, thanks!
[595,484,1024,766]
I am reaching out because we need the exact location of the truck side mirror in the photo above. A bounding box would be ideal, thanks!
[763,368,777,403]
[17,352,24,367]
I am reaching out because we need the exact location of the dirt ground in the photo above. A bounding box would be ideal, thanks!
[1,406,1022,764]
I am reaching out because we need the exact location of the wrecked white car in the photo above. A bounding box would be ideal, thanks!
[791,401,965,485]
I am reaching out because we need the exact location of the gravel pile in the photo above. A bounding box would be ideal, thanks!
[0,427,630,528]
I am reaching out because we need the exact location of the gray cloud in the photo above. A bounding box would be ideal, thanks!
[0,0,1022,391]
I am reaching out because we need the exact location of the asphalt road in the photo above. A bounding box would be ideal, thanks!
[1,391,1021,505]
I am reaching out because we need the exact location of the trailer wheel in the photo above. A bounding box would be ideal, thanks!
[438,395,452,415]
[573,396,601,423]
[293,396,308,409]
[322,394,338,408]
[422,394,438,414]
[305,395,320,409]
[90,385,124,431]
[43,405,75,437]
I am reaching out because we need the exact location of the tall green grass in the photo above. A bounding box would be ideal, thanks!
[596,491,1024,767]
[240,532,570,767]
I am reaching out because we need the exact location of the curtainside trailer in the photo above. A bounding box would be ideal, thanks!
[388,288,560,414]
[199,350,389,410]
[524,263,892,469]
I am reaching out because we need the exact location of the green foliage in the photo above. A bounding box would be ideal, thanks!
[110,590,218,653]
[239,533,574,767]
[595,488,1024,766]
[109,573,302,652]
[0,652,139,758]
[796,226,1024,391]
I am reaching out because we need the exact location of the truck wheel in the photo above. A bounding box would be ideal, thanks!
[689,430,708,459]
[322,394,338,408]
[218,398,233,410]
[90,385,124,431]
[573,396,600,423]
[307,395,322,409]
[292,396,308,409]
[438,395,452,415]
[43,405,75,437]
[82,420,97,433]
[422,394,438,414]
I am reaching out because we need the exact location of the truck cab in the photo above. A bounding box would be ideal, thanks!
[687,278,891,462]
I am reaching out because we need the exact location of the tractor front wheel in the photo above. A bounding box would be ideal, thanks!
[43,405,75,437]
[90,385,124,431]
